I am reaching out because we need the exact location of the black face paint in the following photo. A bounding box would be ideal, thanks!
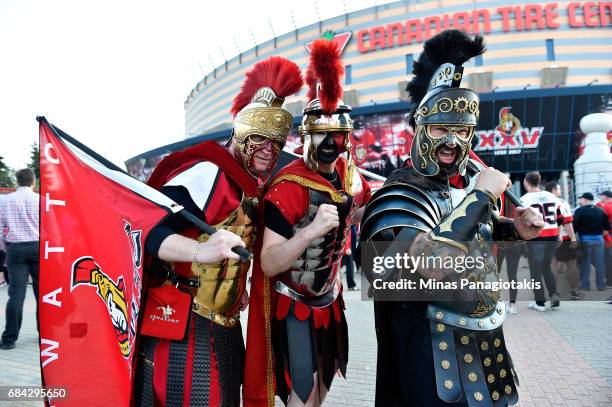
[315,133,340,164]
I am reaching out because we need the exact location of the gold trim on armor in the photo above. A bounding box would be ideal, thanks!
[272,174,347,203]
[192,301,238,327]
[427,232,469,254]
[263,275,275,406]
[415,96,480,120]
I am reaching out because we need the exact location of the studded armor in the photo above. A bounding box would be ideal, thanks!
[360,159,519,407]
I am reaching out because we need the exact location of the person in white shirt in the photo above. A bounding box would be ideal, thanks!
[521,172,563,311]
[545,181,582,300]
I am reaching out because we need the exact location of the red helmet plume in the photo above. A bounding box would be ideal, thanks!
[230,56,303,117]
[305,38,344,114]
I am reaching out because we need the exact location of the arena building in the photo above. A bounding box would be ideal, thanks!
[126,0,612,202]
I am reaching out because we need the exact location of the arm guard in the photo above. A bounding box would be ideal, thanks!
[428,190,493,253]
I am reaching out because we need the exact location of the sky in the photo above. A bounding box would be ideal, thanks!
[0,0,389,170]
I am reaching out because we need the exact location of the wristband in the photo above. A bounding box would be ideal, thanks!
[473,187,497,206]
[193,241,200,263]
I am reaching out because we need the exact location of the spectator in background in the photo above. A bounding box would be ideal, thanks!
[546,181,582,300]
[573,192,610,291]
[521,171,563,311]
[0,192,7,287]
[596,190,612,289]
[0,168,40,350]
[0,236,6,288]
[496,243,522,314]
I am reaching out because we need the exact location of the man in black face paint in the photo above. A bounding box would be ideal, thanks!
[252,38,372,405]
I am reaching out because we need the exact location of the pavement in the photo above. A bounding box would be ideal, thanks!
[1,270,612,407]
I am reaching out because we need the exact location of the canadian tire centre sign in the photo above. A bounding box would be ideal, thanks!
[356,2,612,53]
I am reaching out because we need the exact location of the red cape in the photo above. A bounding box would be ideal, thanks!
[147,140,258,198]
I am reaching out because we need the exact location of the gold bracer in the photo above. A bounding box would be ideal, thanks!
[190,195,257,326]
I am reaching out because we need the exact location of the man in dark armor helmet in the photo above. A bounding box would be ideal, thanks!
[359,30,545,407]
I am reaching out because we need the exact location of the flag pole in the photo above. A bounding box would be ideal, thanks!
[468,150,523,207]
[37,116,252,262]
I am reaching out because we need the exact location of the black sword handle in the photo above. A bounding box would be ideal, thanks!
[179,210,253,263]
[504,189,523,208]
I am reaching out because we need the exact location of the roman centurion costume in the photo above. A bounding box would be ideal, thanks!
[360,30,521,407]
[244,38,371,406]
[134,57,302,407]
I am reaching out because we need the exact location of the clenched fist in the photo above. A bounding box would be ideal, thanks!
[306,204,340,239]
[475,167,511,199]
[514,206,545,240]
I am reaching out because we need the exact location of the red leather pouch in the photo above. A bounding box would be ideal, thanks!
[140,285,193,341]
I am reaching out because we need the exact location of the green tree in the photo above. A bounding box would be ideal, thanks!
[29,142,40,180]
[0,156,14,188]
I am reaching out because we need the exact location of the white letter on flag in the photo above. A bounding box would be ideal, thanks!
[40,338,60,367]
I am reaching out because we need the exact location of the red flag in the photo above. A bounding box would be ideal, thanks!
[38,118,176,406]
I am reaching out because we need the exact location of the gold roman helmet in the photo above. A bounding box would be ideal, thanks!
[229,57,303,181]
[298,38,353,172]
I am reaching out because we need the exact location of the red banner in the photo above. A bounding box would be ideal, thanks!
[38,119,169,406]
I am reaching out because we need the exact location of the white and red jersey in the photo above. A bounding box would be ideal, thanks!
[557,198,574,241]
[520,190,566,239]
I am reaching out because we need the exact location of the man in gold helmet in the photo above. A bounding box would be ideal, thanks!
[134,56,302,407]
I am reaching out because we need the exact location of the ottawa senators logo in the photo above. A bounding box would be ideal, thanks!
[496,107,521,135]
[71,257,130,358]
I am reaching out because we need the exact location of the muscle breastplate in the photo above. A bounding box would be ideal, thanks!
[278,189,355,300]
[190,195,257,326]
